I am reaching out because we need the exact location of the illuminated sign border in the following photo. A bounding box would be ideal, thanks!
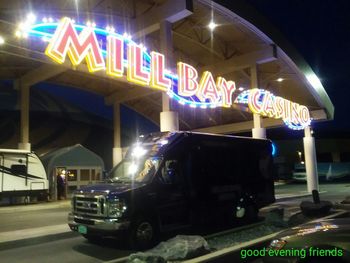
[17,16,312,130]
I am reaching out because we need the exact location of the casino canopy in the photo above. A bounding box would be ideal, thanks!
[0,0,334,133]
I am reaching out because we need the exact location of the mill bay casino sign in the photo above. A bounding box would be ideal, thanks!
[23,17,311,130]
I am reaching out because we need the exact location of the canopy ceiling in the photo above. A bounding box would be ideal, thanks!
[0,0,334,133]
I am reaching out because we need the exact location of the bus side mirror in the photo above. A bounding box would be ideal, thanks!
[166,161,178,184]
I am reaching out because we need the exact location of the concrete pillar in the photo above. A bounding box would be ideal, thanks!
[113,102,122,167]
[18,83,31,150]
[250,65,266,138]
[252,115,266,138]
[160,111,179,132]
[303,126,319,192]
[160,20,179,132]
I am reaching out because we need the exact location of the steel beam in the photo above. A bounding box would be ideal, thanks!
[132,0,193,39]
[105,88,158,105]
[18,64,67,87]
[200,45,277,76]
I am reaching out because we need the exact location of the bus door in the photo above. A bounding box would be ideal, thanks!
[156,157,190,230]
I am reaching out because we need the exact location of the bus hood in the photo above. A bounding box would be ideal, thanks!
[76,182,143,196]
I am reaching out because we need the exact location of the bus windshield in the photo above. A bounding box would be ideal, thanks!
[108,157,161,183]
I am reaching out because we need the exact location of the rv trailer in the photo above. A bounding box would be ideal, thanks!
[0,149,49,201]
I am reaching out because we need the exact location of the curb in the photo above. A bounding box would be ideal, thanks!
[275,191,327,202]
[275,193,311,202]
[181,210,348,263]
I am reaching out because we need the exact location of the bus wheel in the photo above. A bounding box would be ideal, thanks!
[236,204,258,220]
[128,217,158,250]
[236,206,246,218]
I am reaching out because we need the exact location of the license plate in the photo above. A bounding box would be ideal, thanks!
[78,225,87,234]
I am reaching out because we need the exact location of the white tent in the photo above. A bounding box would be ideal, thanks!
[41,144,105,200]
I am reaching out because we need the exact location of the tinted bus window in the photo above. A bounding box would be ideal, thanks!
[317,153,332,162]
[340,152,350,162]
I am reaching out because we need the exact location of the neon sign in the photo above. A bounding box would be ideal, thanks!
[235,89,311,130]
[18,17,311,130]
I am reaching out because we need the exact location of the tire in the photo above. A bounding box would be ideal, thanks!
[236,204,258,220]
[235,195,258,221]
[128,217,158,250]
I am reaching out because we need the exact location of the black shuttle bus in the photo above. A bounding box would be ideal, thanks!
[68,132,275,248]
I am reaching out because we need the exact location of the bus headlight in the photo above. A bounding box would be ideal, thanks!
[108,199,127,218]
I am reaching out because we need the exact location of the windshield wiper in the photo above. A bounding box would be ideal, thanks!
[105,178,122,183]
[106,177,132,183]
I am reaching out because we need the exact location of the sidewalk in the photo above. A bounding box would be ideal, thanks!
[0,200,70,213]
[273,182,328,202]
[0,200,72,244]
[0,224,70,243]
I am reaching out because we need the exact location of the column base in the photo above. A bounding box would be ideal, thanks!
[18,142,31,151]
[113,147,123,167]
[160,111,179,132]
[252,128,266,139]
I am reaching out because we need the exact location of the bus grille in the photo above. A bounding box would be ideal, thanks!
[74,194,106,217]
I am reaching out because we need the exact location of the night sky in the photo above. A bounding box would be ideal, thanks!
[239,0,350,132]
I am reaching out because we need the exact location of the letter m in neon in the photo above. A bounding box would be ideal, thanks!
[45,17,105,72]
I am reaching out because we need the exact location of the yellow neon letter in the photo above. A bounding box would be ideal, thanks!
[217,76,236,107]
[177,62,198,97]
[106,35,124,78]
[45,17,105,72]
[150,51,171,91]
[197,71,219,103]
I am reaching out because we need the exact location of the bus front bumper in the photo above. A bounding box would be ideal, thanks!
[68,213,130,234]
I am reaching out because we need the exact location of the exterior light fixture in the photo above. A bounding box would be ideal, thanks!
[238,87,244,91]
[0,36,5,44]
[27,13,36,23]
[277,78,284,82]
[15,30,22,38]
[208,21,217,31]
